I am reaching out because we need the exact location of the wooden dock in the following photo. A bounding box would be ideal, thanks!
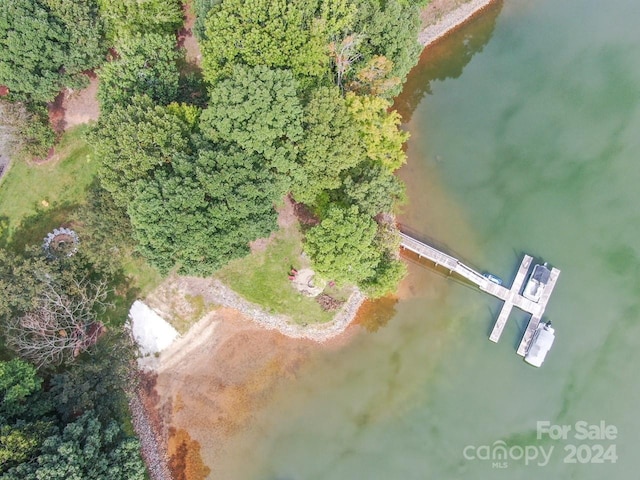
[488,255,533,342]
[399,232,488,287]
[399,231,561,357]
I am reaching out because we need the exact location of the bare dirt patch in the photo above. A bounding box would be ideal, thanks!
[48,73,100,134]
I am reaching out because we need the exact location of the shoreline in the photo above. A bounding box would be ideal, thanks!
[419,0,501,47]
[218,0,502,343]
[131,2,503,477]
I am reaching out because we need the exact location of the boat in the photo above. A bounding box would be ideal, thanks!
[483,273,503,285]
[525,321,555,367]
[522,263,551,302]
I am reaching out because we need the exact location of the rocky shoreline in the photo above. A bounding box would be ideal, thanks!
[419,0,499,47]
[205,279,365,342]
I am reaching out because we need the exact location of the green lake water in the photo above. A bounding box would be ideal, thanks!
[214,0,640,478]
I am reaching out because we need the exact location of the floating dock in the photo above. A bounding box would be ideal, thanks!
[399,231,561,356]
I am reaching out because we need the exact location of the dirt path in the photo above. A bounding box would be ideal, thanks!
[177,1,202,69]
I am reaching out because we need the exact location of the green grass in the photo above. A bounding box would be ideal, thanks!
[0,125,164,327]
[0,126,98,243]
[120,254,164,298]
[216,228,334,325]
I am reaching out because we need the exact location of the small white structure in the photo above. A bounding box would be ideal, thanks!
[128,300,179,356]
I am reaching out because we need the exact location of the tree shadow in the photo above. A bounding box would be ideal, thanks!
[7,201,80,254]
[394,0,504,122]
[355,295,399,333]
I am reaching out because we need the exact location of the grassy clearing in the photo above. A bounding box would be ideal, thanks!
[0,126,97,243]
[216,228,334,325]
[0,125,163,326]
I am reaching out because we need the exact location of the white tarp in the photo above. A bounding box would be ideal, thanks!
[128,300,179,356]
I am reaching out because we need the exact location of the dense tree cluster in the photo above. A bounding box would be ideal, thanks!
[0,1,429,475]
[97,0,183,40]
[98,33,180,114]
[85,0,423,295]
[0,345,145,479]
[0,239,145,476]
[0,0,109,157]
[0,0,106,104]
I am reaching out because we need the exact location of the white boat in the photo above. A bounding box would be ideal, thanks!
[525,321,555,367]
[522,263,551,302]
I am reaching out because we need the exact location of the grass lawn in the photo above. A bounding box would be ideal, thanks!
[0,126,97,244]
[216,228,335,325]
[0,126,163,326]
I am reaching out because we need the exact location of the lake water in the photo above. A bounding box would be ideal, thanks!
[214,0,640,478]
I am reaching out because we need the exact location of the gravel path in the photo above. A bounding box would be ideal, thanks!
[419,0,499,47]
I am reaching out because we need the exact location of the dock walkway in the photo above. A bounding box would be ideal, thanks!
[399,231,561,357]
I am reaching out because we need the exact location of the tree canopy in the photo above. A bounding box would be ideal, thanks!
[304,205,380,285]
[98,34,180,114]
[91,95,282,275]
[91,95,193,206]
[200,0,355,84]
[0,355,145,480]
[200,65,303,177]
[0,0,106,103]
[345,92,409,171]
[349,0,422,97]
[127,145,280,275]
[291,86,364,205]
[97,0,183,40]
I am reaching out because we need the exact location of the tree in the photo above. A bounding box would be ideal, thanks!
[5,411,146,480]
[0,0,106,104]
[98,34,180,114]
[305,205,380,285]
[291,86,364,205]
[0,359,54,473]
[336,160,406,217]
[345,92,409,172]
[349,55,401,96]
[5,276,111,368]
[73,182,135,275]
[201,0,355,84]
[91,95,193,207]
[44,0,107,77]
[0,0,70,103]
[0,249,48,325]
[361,253,406,297]
[193,0,221,40]
[127,145,281,275]
[97,0,183,40]
[50,331,135,425]
[200,65,303,177]
[329,33,364,89]
[350,0,422,97]
[0,100,55,160]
